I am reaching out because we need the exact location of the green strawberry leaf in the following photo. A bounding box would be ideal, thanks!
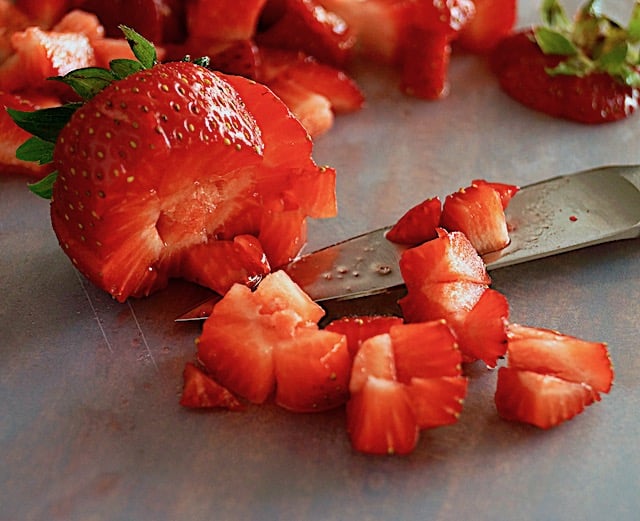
[16,136,55,165]
[119,25,157,69]
[540,0,571,30]
[534,26,578,55]
[50,67,116,100]
[628,2,640,42]
[109,58,145,79]
[6,104,80,143]
[27,171,58,199]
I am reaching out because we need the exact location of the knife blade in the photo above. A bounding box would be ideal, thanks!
[176,164,640,321]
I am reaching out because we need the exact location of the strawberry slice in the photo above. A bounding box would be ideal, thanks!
[490,5,640,125]
[325,315,404,357]
[456,0,517,54]
[257,0,356,68]
[197,270,351,412]
[180,362,245,410]
[346,320,467,455]
[495,323,614,428]
[440,181,511,255]
[386,196,441,246]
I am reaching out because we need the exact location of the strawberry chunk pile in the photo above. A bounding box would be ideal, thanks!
[181,178,615,456]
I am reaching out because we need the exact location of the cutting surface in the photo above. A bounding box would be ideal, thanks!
[2,1,639,520]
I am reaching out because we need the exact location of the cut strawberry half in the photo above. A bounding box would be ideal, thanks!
[346,320,467,455]
[495,323,614,429]
[197,271,351,412]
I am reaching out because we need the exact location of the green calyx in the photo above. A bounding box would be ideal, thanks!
[7,26,158,199]
[533,0,640,87]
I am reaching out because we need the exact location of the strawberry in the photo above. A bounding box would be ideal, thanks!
[495,323,614,429]
[257,0,356,68]
[180,362,245,410]
[440,180,511,255]
[456,0,517,54]
[9,28,337,302]
[0,0,32,64]
[14,0,70,29]
[196,270,351,412]
[490,1,640,123]
[325,315,404,356]
[386,196,441,246]
[346,320,467,455]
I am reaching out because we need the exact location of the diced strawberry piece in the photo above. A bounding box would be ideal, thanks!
[273,326,350,411]
[257,49,364,114]
[0,0,32,64]
[186,0,266,41]
[347,376,419,455]
[180,234,271,296]
[410,0,475,34]
[495,367,599,429]
[77,0,187,43]
[506,323,614,395]
[346,320,467,455]
[386,196,441,246]
[52,9,105,40]
[471,179,519,210]
[440,181,510,255]
[457,0,517,54]
[0,27,95,96]
[450,288,509,366]
[0,91,56,177]
[267,75,335,136]
[207,39,261,78]
[391,321,461,381]
[257,204,308,268]
[257,0,355,67]
[91,37,138,68]
[197,271,350,411]
[406,376,467,428]
[399,228,490,286]
[180,362,245,410]
[318,0,412,64]
[15,0,70,29]
[325,315,404,357]
[399,25,451,99]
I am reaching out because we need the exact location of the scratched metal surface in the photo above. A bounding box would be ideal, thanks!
[1,1,639,520]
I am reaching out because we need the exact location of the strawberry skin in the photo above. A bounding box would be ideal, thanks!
[490,30,640,124]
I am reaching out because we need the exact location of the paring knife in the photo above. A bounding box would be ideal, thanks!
[175,164,640,322]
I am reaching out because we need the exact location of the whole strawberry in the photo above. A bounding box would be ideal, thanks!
[9,27,336,301]
[490,0,640,123]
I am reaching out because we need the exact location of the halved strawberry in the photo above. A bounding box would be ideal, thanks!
[257,0,356,68]
[346,320,467,455]
[197,270,351,412]
[180,362,245,410]
[456,0,517,54]
[495,323,614,428]
[386,196,441,246]
[440,181,510,255]
[325,315,404,357]
[10,30,337,302]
